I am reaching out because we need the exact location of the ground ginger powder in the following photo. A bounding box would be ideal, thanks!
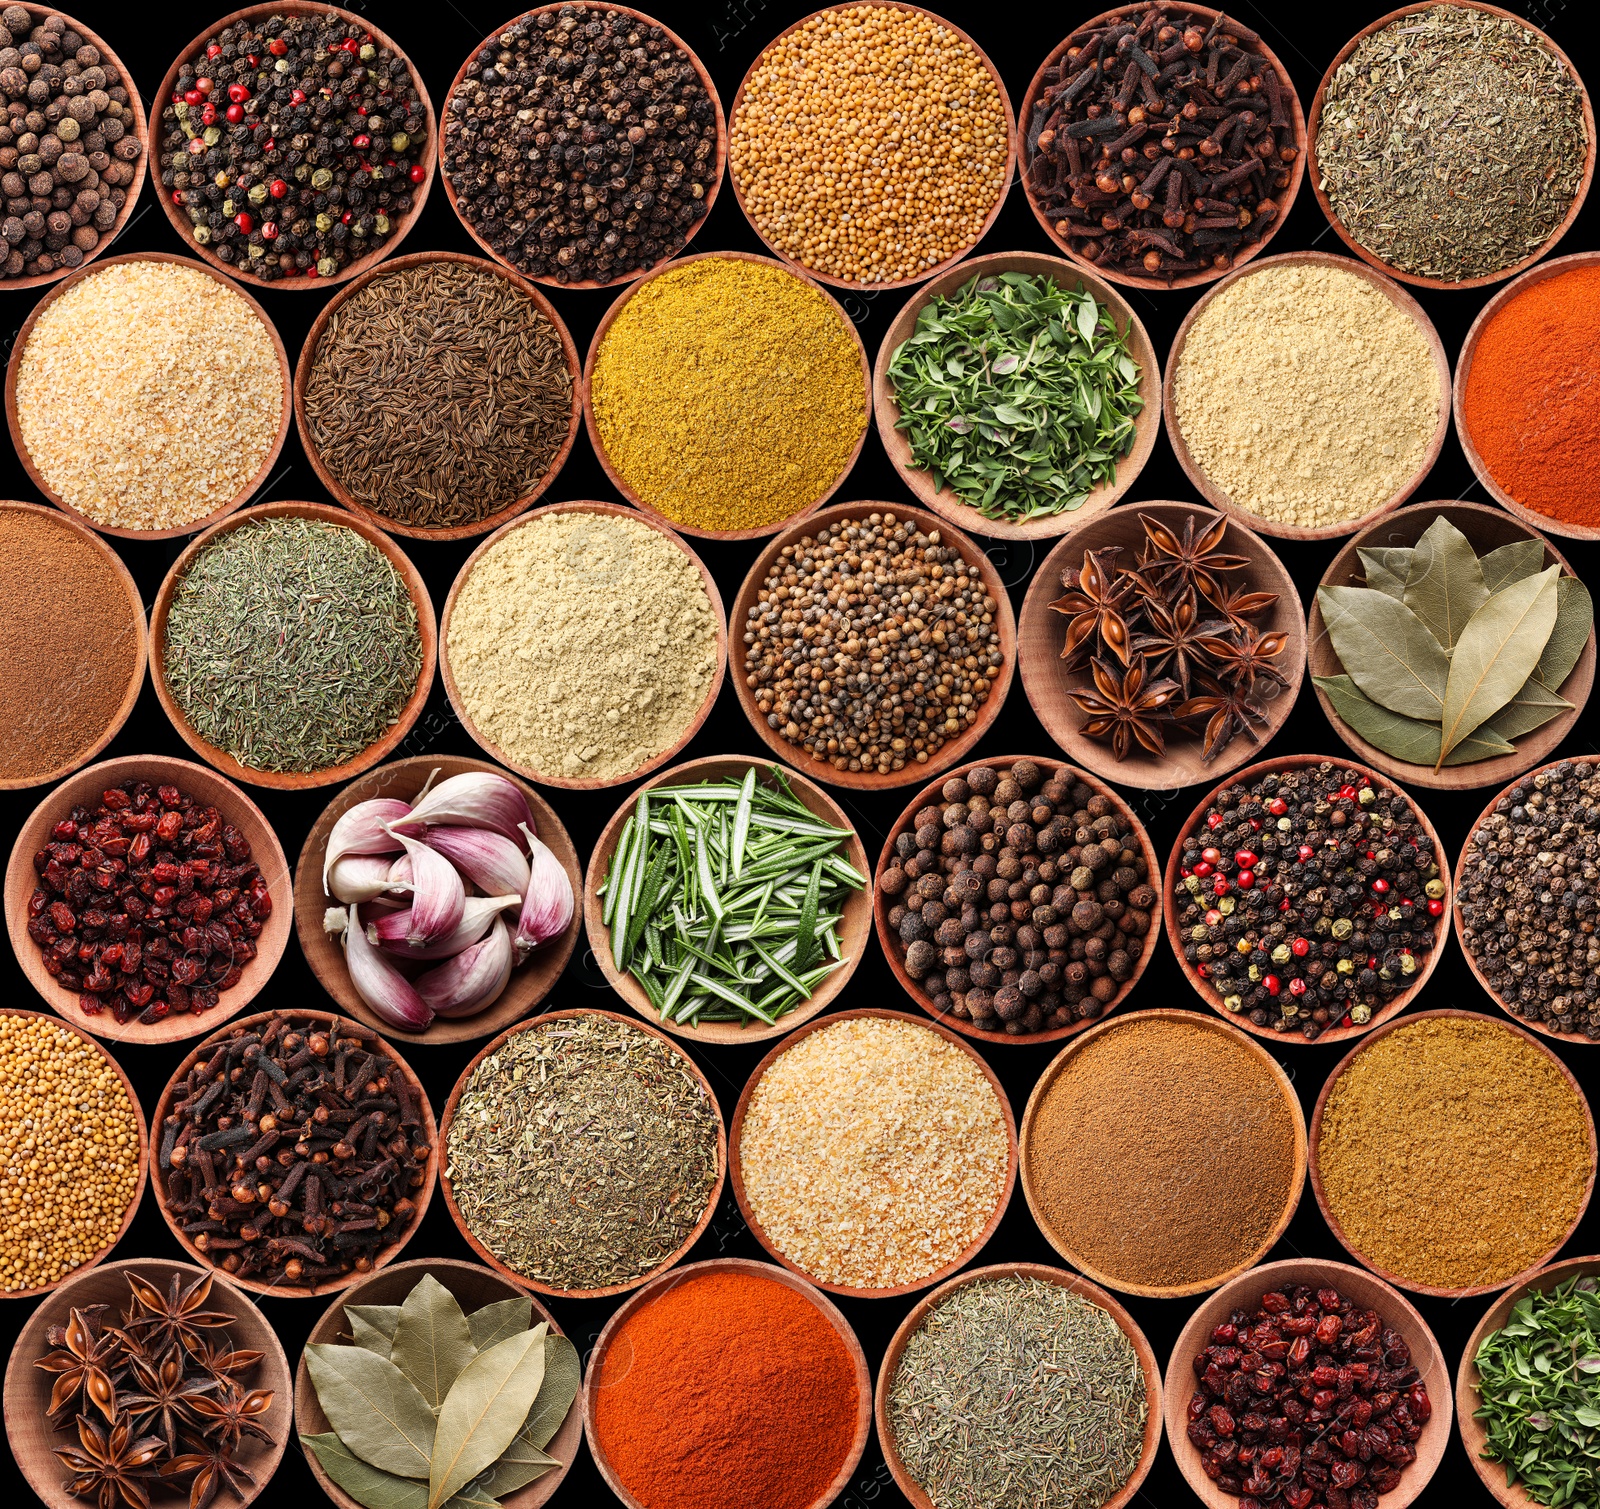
[590,258,867,532]
[1318,1016,1593,1291]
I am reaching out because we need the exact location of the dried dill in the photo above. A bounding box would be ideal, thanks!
[163,517,421,773]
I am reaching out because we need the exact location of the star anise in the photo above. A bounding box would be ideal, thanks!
[188,1379,274,1451]
[1200,576,1280,635]
[1066,655,1181,760]
[119,1352,217,1453]
[1050,548,1134,666]
[1195,626,1290,692]
[1130,587,1226,698]
[38,1308,123,1423]
[1176,675,1273,763]
[1138,512,1248,601]
[122,1272,232,1360]
[53,1413,164,1509]
[160,1433,258,1509]
[185,1337,265,1386]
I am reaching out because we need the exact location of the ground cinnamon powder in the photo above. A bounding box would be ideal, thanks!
[1026,1013,1300,1289]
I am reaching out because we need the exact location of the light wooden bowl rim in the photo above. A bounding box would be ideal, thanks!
[1306,1,1596,293]
[0,500,148,790]
[580,249,873,540]
[438,499,726,789]
[584,754,874,1044]
[1018,501,1306,790]
[291,754,584,1045]
[727,500,1017,789]
[149,500,437,791]
[1161,752,1452,1046]
[3,253,292,542]
[151,2,437,290]
[1017,3,1307,293]
[1454,249,1600,541]
[875,1260,1163,1509]
[1308,500,1595,789]
[292,250,583,542]
[872,752,1163,1044]
[437,1007,727,1301]
[1308,1007,1598,1298]
[437,2,727,291]
[293,1255,584,1509]
[581,1256,872,1509]
[149,1008,439,1298]
[3,754,294,1045]
[871,250,1162,541]
[1019,1007,1307,1299]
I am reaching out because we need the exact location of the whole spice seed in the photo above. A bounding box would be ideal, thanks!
[1317,1016,1593,1291]
[14,260,283,532]
[0,1013,140,1292]
[163,517,422,775]
[446,1014,719,1291]
[159,12,428,281]
[1316,6,1587,284]
[0,5,142,281]
[742,512,1005,776]
[730,6,1010,285]
[442,4,718,285]
[1024,4,1297,281]
[159,1012,432,1289]
[303,260,573,530]
[879,759,1155,1035]
[739,1016,1009,1290]
[27,779,270,1028]
[889,1277,1147,1509]
[1174,764,1444,1039]
[1186,1283,1430,1505]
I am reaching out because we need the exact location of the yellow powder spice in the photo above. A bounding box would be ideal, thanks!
[1318,1016,1594,1290]
[590,258,867,533]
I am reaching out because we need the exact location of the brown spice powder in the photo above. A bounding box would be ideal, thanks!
[1026,1014,1300,1289]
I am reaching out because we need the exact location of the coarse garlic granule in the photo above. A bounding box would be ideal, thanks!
[16,261,283,531]
[738,1016,1010,1288]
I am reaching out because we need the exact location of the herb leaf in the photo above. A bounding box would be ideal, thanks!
[346,1305,403,1345]
[466,1298,533,1354]
[391,1274,477,1413]
[348,1311,396,1359]
[428,1326,548,1509]
[1313,675,1515,765]
[1534,575,1595,691]
[302,1433,429,1509]
[1479,538,1547,594]
[518,1332,581,1453]
[1357,547,1412,599]
[1486,676,1574,742]
[1404,516,1488,649]
[1317,585,1450,720]
[304,1344,438,1480]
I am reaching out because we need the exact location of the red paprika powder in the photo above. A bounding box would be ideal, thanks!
[592,1268,861,1509]
[1462,263,1600,529]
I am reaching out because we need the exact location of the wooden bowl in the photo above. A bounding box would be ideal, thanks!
[0,500,148,791]
[582,1257,871,1509]
[1020,1008,1307,1299]
[872,251,1161,541]
[1019,502,1306,789]
[152,3,436,291]
[1309,502,1594,788]
[4,253,292,542]
[727,1,1015,294]
[150,1009,438,1299]
[1165,1257,1452,1509]
[439,500,725,790]
[1163,250,1452,541]
[293,755,583,1045]
[438,1008,726,1301]
[1309,1008,1597,1298]
[293,251,583,543]
[728,500,1017,789]
[4,1258,292,1509]
[729,1008,1018,1299]
[438,3,726,291]
[293,1257,584,1509]
[0,1009,148,1299]
[4,755,293,1045]
[1018,4,1306,293]
[1161,753,1452,1046]
[1307,2,1595,293]
[874,753,1163,1045]
[876,1261,1163,1509]
[150,501,437,791]
[585,755,873,1044]
[1455,250,1600,542]
[1456,1254,1600,1509]
[0,7,149,293]
[581,249,872,541]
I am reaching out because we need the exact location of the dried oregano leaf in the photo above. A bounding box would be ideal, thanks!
[428,1326,549,1509]
[1404,516,1488,649]
[392,1275,477,1413]
[304,1345,437,1480]
[1318,585,1449,721]
[1439,568,1559,764]
[303,1433,428,1509]
[467,1297,533,1354]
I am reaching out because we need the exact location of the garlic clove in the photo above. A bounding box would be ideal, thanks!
[327,852,408,904]
[417,917,515,1018]
[423,826,532,900]
[370,893,522,961]
[390,772,535,844]
[391,833,464,947]
[514,823,575,961]
[338,903,433,1031]
[322,798,411,893]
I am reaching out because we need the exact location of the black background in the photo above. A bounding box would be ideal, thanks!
[2,1,1595,1506]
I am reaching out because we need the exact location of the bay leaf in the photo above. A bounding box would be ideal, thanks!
[467,1297,533,1354]
[304,1344,438,1480]
[1479,538,1547,594]
[1534,576,1594,691]
[521,1332,581,1452]
[1443,727,1520,765]
[429,1325,549,1509]
[1486,676,1574,742]
[302,1434,429,1509]
[1317,586,1450,721]
[347,1305,403,1343]
[349,1311,394,1359]
[1438,567,1560,766]
[392,1274,477,1412]
[1357,547,1411,599]
[1315,676,1515,766]
[1404,515,1487,649]
[442,1484,502,1509]
[477,1441,562,1501]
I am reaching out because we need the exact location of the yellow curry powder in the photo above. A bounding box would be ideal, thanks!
[590,258,867,532]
